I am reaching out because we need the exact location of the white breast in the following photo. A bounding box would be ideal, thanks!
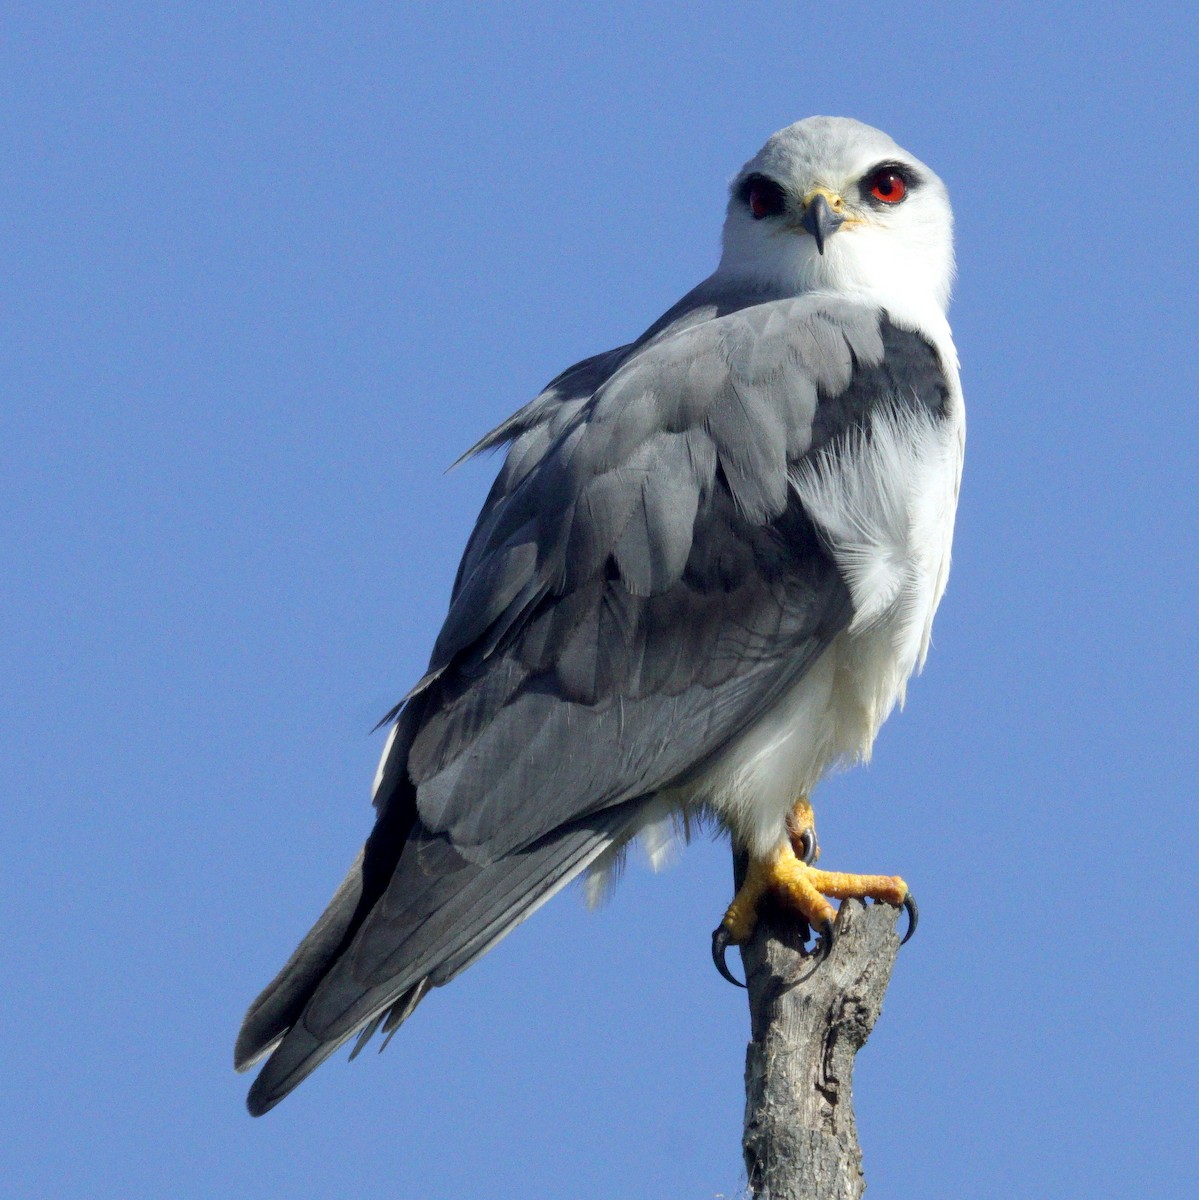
[695,385,965,858]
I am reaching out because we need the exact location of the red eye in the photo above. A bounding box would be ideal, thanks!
[868,170,907,204]
[743,175,786,219]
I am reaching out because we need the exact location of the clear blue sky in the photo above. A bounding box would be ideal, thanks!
[3,3,1196,1197]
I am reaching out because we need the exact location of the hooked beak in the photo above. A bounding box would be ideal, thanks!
[800,190,845,254]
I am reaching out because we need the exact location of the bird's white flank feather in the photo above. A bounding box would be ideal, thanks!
[697,396,962,858]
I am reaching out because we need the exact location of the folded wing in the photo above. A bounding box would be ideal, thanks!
[238,295,950,1114]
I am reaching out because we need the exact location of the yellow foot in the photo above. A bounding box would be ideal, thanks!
[787,797,820,864]
[711,835,917,987]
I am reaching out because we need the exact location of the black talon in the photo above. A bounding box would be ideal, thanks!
[711,925,747,988]
[798,828,818,866]
[900,892,919,944]
[815,917,835,961]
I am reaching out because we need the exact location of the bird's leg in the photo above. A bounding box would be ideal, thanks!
[711,808,917,986]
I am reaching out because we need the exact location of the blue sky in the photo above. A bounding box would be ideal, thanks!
[3,3,1197,1197]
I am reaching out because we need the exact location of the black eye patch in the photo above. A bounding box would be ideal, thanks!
[737,173,787,220]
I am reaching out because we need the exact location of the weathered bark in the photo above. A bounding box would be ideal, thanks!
[739,888,903,1200]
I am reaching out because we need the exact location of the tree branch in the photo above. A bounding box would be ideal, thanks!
[739,889,904,1200]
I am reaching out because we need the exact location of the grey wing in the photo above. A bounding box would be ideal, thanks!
[239,298,951,1114]
[404,297,950,858]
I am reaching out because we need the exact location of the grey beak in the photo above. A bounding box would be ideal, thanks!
[800,194,844,254]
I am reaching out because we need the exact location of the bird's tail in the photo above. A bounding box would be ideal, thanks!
[234,849,367,1073]
[241,803,647,1116]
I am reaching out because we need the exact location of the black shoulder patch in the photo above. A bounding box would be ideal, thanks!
[807,317,950,455]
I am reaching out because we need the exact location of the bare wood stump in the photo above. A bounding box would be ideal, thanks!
[739,892,904,1200]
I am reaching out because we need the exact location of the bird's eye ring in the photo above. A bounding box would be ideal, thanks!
[865,168,908,205]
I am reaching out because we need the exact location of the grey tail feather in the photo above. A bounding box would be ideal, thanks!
[238,709,423,1079]
[246,1005,387,1117]
[234,850,366,1073]
[348,979,431,1060]
[244,804,649,1116]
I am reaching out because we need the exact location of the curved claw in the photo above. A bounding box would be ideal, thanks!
[797,827,818,866]
[814,917,835,961]
[900,892,919,944]
[711,925,747,988]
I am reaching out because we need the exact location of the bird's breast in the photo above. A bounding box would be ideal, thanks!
[697,394,964,856]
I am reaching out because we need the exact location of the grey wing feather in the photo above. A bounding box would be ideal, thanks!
[239,291,951,1113]
[408,298,926,858]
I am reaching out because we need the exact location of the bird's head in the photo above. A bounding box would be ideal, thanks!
[718,117,954,316]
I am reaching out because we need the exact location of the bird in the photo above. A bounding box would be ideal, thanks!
[235,115,964,1116]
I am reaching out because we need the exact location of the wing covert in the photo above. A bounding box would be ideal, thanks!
[380,298,950,863]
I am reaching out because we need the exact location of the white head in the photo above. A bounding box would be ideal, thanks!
[717,117,954,316]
